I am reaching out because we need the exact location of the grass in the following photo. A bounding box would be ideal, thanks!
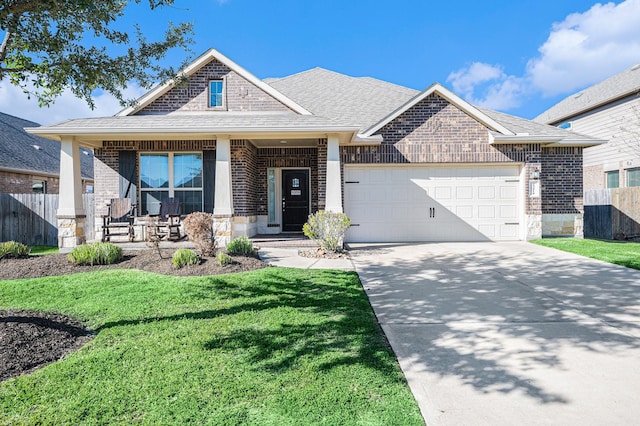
[29,245,59,256]
[0,268,423,425]
[532,238,640,270]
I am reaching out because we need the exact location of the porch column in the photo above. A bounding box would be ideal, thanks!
[325,134,343,213]
[213,136,233,246]
[57,137,86,249]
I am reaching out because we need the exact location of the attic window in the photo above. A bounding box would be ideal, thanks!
[558,121,572,130]
[209,80,224,108]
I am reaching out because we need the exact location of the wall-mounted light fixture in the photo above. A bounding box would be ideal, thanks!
[531,168,540,180]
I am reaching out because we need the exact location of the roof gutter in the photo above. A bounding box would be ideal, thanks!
[0,165,93,180]
[489,132,608,147]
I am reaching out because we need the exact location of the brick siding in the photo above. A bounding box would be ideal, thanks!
[256,147,319,217]
[231,140,258,216]
[0,170,93,194]
[138,59,294,114]
[541,147,584,214]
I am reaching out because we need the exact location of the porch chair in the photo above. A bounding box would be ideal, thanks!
[153,197,182,240]
[101,198,135,242]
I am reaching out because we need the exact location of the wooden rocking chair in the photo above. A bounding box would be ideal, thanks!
[152,197,182,240]
[101,198,135,242]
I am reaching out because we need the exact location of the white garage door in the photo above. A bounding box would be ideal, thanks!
[344,165,522,242]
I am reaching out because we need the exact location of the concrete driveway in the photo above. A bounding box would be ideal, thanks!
[349,242,640,426]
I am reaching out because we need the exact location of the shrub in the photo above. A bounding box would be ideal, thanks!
[0,241,30,258]
[303,210,351,252]
[226,236,255,255]
[216,252,232,266]
[67,242,123,265]
[183,212,217,257]
[172,248,199,269]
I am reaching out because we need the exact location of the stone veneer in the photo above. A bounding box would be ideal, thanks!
[138,59,294,114]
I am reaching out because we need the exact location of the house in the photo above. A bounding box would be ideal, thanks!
[0,112,94,193]
[25,48,604,248]
[535,63,640,190]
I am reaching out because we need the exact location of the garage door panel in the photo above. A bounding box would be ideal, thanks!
[345,165,521,242]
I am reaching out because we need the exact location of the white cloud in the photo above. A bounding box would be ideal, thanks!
[0,81,147,125]
[447,63,526,110]
[528,0,640,96]
[448,0,640,111]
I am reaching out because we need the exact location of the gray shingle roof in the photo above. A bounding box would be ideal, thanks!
[535,63,640,124]
[266,68,418,131]
[480,108,596,140]
[36,112,356,131]
[0,112,93,179]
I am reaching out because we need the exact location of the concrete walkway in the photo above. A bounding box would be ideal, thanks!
[349,242,640,426]
[257,246,355,270]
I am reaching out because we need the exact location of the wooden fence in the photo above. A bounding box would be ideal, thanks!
[0,193,95,246]
[584,188,640,239]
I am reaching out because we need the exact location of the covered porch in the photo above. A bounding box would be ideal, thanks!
[26,118,360,248]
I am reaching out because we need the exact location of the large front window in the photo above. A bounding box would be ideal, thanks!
[140,153,203,215]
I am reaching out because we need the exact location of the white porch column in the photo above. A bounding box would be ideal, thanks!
[325,134,343,213]
[213,136,233,216]
[57,137,86,249]
[213,136,233,246]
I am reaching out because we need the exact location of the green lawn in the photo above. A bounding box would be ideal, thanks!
[532,238,640,270]
[0,268,423,425]
[29,245,59,255]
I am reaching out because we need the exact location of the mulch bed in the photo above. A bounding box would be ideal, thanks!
[0,249,268,382]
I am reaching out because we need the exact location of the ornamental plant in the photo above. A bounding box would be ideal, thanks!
[226,236,255,255]
[172,248,199,269]
[183,212,217,257]
[0,241,30,258]
[302,211,351,253]
[67,242,123,265]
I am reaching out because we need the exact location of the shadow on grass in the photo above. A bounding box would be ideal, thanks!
[94,269,399,376]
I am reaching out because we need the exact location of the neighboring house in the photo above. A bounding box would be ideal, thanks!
[535,63,640,190]
[26,49,603,248]
[0,112,94,193]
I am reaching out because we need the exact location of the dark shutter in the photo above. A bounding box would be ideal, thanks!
[203,150,216,213]
[118,151,137,205]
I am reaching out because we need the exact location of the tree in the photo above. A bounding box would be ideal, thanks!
[0,0,194,108]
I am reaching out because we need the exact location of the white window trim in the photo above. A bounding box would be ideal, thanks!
[208,78,226,110]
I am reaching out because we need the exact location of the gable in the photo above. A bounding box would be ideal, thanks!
[377,93,490,146]
[136,58,295,114]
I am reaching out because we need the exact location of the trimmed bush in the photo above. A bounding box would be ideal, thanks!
[183,212,217,257]
[216,252,232,266]
[303,211,351,253]
[0,241,30,258]
[226,236,255,255]
[172,248,199,269]
[67,242,123,266]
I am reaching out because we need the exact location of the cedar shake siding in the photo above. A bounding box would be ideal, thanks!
[137,59,295,114]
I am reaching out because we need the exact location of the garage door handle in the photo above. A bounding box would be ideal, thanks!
[504,222,519,225]
[429,207,435,218]
[345,181,359,184]
[350,224,360,227]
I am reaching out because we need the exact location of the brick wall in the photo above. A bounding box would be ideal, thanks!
[317,139,327,210]
[541,147,584,214]
[231,140,258,216]
[0,170,93,194]
[138,59,293,114]
[256,147,319,217]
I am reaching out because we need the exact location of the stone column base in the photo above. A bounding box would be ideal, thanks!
[58,216,86,249]
[542,214,584,238]
[213,215,232,248]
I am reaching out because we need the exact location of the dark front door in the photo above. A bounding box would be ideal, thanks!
[282,169,309,232]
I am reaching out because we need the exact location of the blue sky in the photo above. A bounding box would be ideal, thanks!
[2,0,640,124]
